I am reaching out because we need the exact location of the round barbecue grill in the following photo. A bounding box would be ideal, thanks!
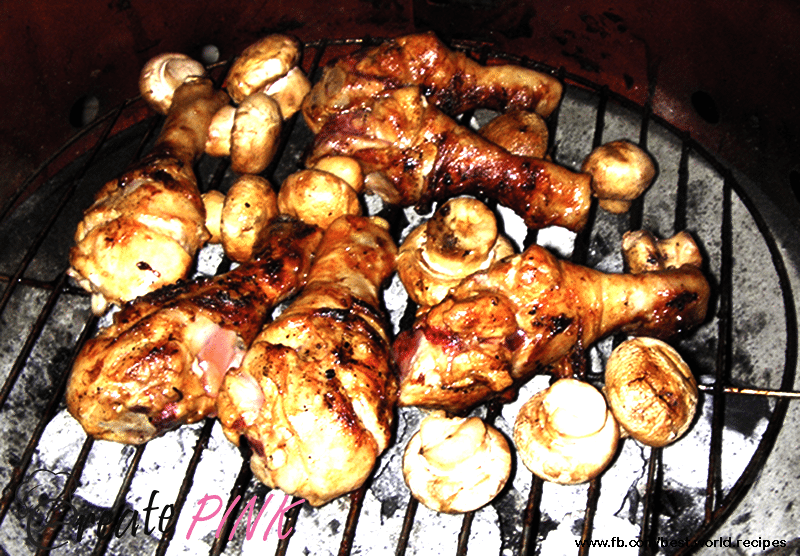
[1,15,800,556]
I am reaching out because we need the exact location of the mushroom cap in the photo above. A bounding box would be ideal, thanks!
[224,34,301,104]
[139,53,206,114]
[423,197,501,275]
[230,93,282,175]
[396,197,515,307]
[263,66,312,120]
[205,105,236,158]
[307,155,365,194]
[621,230,704,274]
[402,412,512,514]
[514,378,619,484]
[277,169,361,229]
[581,140,656,214]
[201,190,225,244]
[603,337,698,447]
[220,175,279,262]
[479,109,549,159]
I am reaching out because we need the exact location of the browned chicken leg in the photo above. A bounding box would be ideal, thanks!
[68,78,229,314]
[302,31,563,133]
[66,217,322,444]
[216,215,398,506]
[395,235,710,413]
[308,87,591,232]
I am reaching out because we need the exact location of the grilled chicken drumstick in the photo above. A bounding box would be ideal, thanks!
[66,217,322,444]
[302,31,563,134]
[68,77,229,314]
[217,215,398,506]
[395,235,710,413]
[308,87,591,231]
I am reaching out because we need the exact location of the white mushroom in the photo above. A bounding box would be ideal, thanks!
[513,378,619,484]
[220,175,278,262]
[581,140,656,213]
[138,53,207,114]
[201,190,225,244]
[229,92,282,175]
[205,105,236,158]
[224,35,302,104]
[307,155,365,193]
[397,197,515,308]
[263,66,312,120]
[621,230,703,274]
[603,337,698,447]
[277,169,361,229]
[479,109,550,159]
[403,411,512,514]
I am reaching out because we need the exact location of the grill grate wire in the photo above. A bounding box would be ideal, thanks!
[0,36,796,556]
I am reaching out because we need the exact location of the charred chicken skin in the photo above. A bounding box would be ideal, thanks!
[217,215,398,506]
[308,87,591,232]
[395,237,710,413]
[302,31,563,134]
[68,78,229,314]
[66,217,322,444]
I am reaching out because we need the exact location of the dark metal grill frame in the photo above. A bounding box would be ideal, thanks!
[0,37,797,556]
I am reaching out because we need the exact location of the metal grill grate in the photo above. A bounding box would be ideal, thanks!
[0,37,797,556]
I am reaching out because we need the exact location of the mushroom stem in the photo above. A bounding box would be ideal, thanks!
[622,230,703,273]
[396,196,515,308]
[513,378,619,484]
[544,379,608,438]
[403,411,511,513]
[423,197,499,275]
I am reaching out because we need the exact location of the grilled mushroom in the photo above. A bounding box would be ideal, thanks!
[224,34,302,104]
[479,109,550,159]
[307,155,365,193]
[582,140,656,213]
[277,169,361,229]
[603,337,698,447]
[229,93,282,175]
[201,190,225,244]
[622,230,703,273]
[397,197,515,308]
[403,411,512,514]
[220,175,279,262]
[205,105,236,158]
[514,378,620,484]
[139,53,207,114]
[263,66,312,120]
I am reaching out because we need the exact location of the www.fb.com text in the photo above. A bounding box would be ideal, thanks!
[575,535,787,549]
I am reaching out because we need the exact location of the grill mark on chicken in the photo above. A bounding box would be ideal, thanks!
[217,216,398,506]
[66,217,322,444]
[68,79,228,313]
[398,242,710,413]
[308,87,591,232]
[302,32,563,134]
[666,291,699,312]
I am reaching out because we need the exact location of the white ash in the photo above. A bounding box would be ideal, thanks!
[385,272,413,336]
[194,242,226,277]
[363,190,388,218]
[494,204,527,251]
[36,410,133,508]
